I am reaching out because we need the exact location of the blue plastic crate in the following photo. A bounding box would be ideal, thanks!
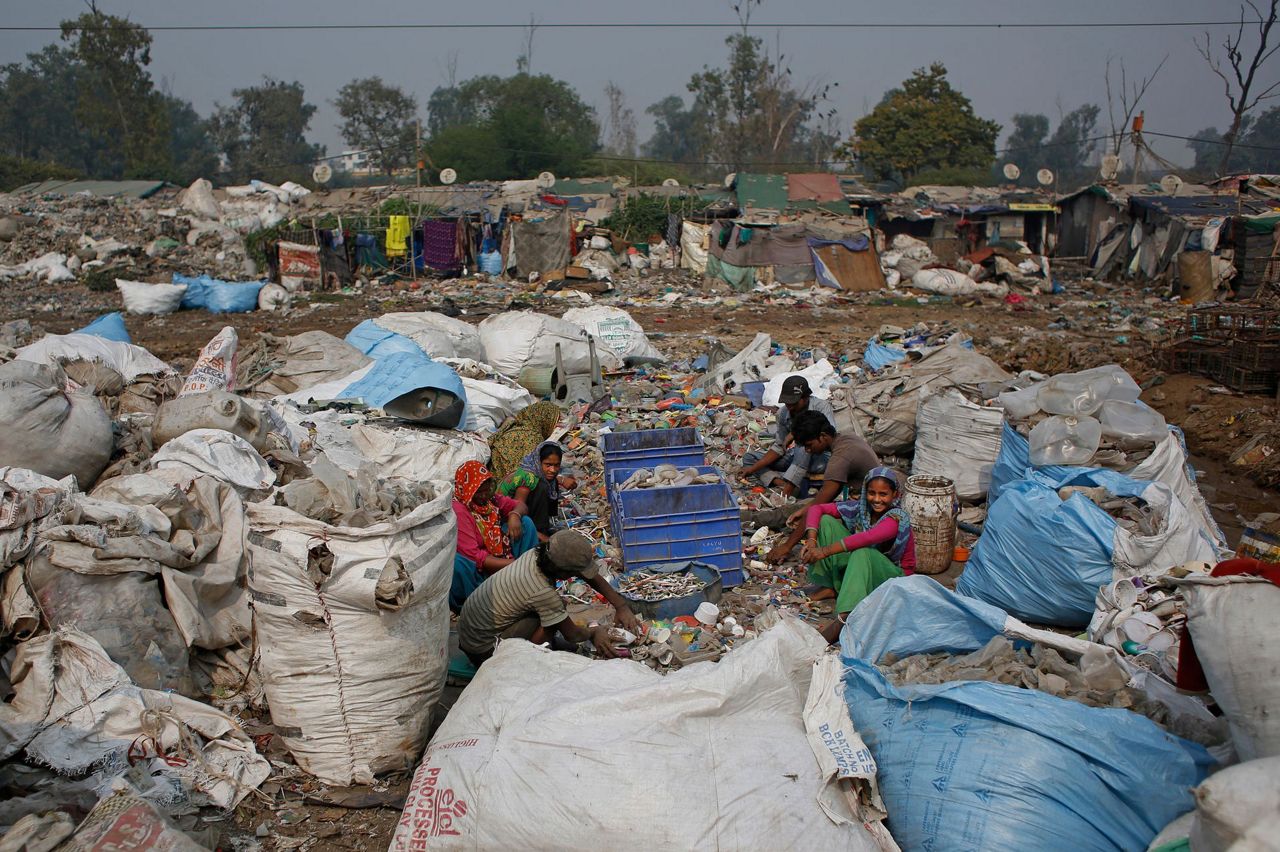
[608,466,744,586]
[600,427,705,479]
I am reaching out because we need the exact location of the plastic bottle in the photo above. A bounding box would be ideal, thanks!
[998,384,1042,419]
[1028,415,1103,466]
[1036,373,1111,417]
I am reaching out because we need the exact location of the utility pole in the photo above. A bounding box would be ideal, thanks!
[416,119,423,189]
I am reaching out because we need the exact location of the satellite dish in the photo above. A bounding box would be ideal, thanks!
[311,163,332,185]
[1160,174,1184,195]
[536,171,556,189]
[724,172,737,188]
[1037,168,1055,186]
[661,178,680,187]
[1100,154,1122,181]
[1002,163,1021,181]
[439,168,457,185]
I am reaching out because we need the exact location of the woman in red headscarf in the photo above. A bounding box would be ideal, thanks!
[451,460,539,612]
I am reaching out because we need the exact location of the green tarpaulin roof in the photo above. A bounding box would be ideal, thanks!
[12,179,175,199]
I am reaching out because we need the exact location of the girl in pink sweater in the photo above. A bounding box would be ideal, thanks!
[800,467,914,643]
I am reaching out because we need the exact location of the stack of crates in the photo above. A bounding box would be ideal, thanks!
[600,428,744,586]
[1165,305,1280,395]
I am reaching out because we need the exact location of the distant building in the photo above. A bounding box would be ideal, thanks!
[334,151,373,176]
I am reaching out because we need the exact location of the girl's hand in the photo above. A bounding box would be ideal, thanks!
[507,514,524,541]
[799,539,822,564]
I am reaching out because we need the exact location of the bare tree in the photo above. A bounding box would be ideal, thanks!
[516,15,539,74]
[1104,55,1167,156]
[602,82,637,157]
[1196,0,1280,174]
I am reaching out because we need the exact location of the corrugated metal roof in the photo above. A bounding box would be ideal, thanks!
[13,179,175,199]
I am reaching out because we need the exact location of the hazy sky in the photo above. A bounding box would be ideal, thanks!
[4,0,1276,171]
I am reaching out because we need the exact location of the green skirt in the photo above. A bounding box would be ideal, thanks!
[808,516,905,615]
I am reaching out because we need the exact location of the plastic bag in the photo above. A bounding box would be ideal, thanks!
[959,468,1216,626]
[14,333,173,383]
[0,360,113,489]
[913,389,1005,501]
[1185,578,1280,762]
[561,306,664,363]
[841,578,1214,852]
[116,280,186,315]
[355,312,487,362]
[1028,414,1102,465]
[388,617,892,851]
[246,483,455,786]
[1190,756,1280,852]
[73,312,131,343]
[26,554,196,696]
[257,282,290,312]
[477,310,623,378]
[179,326,237,396]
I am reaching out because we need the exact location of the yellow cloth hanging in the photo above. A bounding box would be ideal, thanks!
[386,215,411,257]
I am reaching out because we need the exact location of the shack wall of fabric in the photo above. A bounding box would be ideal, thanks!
[511,212,571,277]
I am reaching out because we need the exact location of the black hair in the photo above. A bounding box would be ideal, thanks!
[538,443,562,463]
[792,410,836,444]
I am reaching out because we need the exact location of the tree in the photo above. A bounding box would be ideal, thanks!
[1003,113,1050,180]
[333,77,418,177]
[160,93,218,185]
[680,17,838,173]
[642,95,705,164]
[843,63,1000,185]
[424,73,597,181]
[1196,0,1280,174]
[1104,55,1166,156]
[1044,103,1101,186]
[601,82,637,157]
[0,45,88,171]
[60,6,168,178]
[210,78,323,185]
[1186,107,1280,176]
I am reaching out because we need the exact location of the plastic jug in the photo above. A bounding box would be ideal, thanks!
[998,384,1042,419]
[1074,365,1142,403]
[1028,415,1102,466]
[1037,373,1111,417]
[1098,399,1168,445]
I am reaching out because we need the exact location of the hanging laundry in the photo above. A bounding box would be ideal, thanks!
[386,215,411,257]
[423,219,461,271]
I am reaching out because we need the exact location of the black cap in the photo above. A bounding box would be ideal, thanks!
[778,375,811,404]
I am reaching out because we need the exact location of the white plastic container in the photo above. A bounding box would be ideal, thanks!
[997,384,1042,419]
[1028,415,1102,466]
[1036,373,1111,417]
[1098,399,1168,445]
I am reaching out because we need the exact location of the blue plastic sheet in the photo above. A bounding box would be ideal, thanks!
[863,340,907,372]
[344,320,423,360]
[958,467,1154,626]
[340,349,468,419]
[841,575,1009,663]
[988,421,1076,503]
[74,312,130,343]
[840,579,1213,852]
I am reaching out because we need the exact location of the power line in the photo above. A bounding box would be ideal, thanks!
[1145,130,1280,153]
[1,19,1248,33]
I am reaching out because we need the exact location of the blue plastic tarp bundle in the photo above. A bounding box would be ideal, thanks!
[840,578,1213,852]
[958,467,1156,626]
[73,312,130,343]
[172,273,265,313]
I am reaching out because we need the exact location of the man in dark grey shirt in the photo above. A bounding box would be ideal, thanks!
[741,376,835,498]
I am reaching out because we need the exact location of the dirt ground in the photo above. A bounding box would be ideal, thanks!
[11,277,1278,850]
